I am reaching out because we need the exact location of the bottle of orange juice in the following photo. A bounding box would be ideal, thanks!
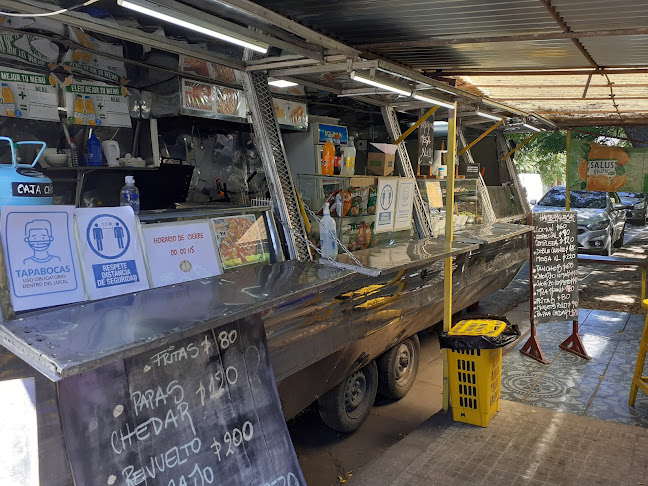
[84,95,97,126]
[2,83,16,117]
[321,136,335,175]
[73,94,84,124]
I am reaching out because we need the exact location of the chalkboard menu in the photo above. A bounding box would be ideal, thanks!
[531,211,579,324]
[418,115,434,167]
[57,315,305,486]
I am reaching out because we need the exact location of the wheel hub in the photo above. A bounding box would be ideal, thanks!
[345,371,367,412]
[395,342,414,385]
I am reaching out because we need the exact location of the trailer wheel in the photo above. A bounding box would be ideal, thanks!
[318,361,378,433]
[377,335,420,399]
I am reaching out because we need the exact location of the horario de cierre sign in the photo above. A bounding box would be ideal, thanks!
[57,315,305,486]
[522,211,587,363]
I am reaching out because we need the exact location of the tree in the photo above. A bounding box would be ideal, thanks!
[506,127,630,186]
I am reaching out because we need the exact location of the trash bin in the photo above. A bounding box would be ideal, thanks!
[439,317,520,427]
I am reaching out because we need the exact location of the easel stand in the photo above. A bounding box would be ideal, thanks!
[559,320,591,360]
[520,229,549,364]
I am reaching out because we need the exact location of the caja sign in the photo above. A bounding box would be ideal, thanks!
[11,181,54,197]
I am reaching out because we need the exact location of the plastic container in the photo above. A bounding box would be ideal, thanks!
[120,175,140,214]
[321,137,335,175]
[445,318,510,427]
[86,131,103,166]
[342,136,356,176]
[2,83,16,117]
[333,134,342,175]
[84,96,98,126]
[319,202,337,258]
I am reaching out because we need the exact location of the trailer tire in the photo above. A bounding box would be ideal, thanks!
[377,335,420,400]
[317,361,378,433]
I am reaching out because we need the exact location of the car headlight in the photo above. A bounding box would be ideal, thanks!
[634,202,646,209]
[586,220,609,231]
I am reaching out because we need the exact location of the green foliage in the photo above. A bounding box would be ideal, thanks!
[506,128,630,186]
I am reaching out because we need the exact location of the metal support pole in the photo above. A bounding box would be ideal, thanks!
[457,128,496,224]
[496,132,531,215]
[240,55,310,261]
[642,267,646,302]
[459,118,505,156]
[382,106,433,238]
[442,103,457,412]
[566,130,572,211]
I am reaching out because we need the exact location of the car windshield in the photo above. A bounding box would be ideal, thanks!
[619,192,644,199]
[537,189,607,209]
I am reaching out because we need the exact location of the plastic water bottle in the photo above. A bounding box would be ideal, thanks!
[120,175,140,214]
[319,202,338,258]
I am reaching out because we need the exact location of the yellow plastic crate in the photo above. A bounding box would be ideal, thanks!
[449,348,502,427]
[448,318,507,337]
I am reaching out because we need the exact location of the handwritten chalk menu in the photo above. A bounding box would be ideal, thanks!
[0,205,85,311]
[141,220,222,288]
[417,116,434,167]
[75,207,149,299]
[57,315,305,486]
[532,211,579,324]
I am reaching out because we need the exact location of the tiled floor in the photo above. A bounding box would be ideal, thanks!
[350,400,648,486]
[501,309,648,428]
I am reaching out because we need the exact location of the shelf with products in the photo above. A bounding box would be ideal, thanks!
[297,174,416,254]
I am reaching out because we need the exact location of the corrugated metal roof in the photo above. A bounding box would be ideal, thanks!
[250,0,648,124]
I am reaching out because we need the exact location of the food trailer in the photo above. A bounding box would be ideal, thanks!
[0,2,554,484]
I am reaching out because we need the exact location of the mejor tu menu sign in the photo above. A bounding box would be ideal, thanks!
[0,68,59,122]
[76,207,149,300]
[0,206,85,311]
[64,77,131,127]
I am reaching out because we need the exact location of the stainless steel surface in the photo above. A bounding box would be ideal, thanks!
[454,223,533,245]
[0,261,353,381]
[382,106,434,238]
[240,63,311,261]
[334,238,478,274]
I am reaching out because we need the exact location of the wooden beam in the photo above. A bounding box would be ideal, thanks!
[482,97,648,101]
[462,84,648,88]
[354,27,648,50]
[538,0,599,68]
[440,68,648,76]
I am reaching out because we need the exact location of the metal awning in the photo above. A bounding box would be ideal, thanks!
[250,0,648,127]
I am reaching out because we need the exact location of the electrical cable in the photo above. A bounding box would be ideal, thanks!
[1,0,99,17]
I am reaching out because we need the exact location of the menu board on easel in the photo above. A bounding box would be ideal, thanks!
[531,211,579,324]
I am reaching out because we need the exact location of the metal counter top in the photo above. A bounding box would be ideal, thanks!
[454,223,533,245]
[0,261,354,381]
[329,238,479,275]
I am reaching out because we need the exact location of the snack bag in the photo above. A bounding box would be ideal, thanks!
[367,186,378,215]
[358,187,370,215]
[369,221,379,247]
[348,223,359,250]
[335,189,352,217]
[348,187,362,216]
[318,190,340,215]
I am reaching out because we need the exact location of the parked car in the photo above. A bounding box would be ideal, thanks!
[618,192,647,225]
[532,186,626,256]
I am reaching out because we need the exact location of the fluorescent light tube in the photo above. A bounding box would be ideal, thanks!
[118,0,269,53]
[523,123,542,132]
[476,110,504,122]
[412,94,454,109]
[350,71,411,97]
[268,79,298,88]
